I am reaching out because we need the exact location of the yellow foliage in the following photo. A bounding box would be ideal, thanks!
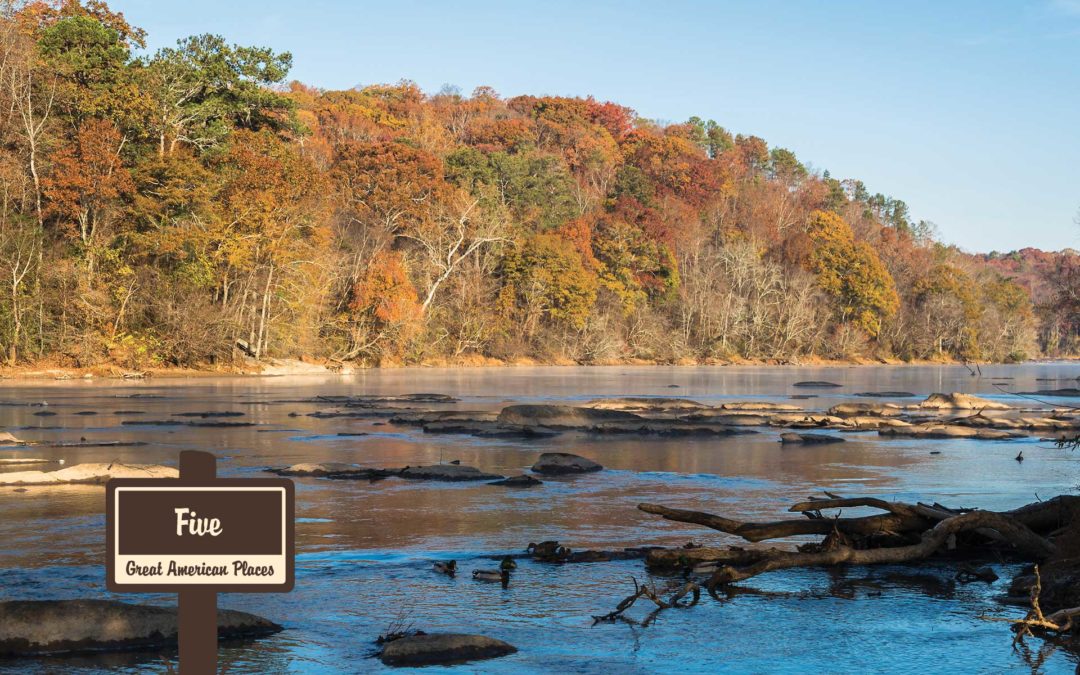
[806,210,899,337]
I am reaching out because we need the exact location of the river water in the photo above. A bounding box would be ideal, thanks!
[0,364,1078,674]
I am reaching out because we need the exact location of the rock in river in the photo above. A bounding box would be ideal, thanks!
[828,402,903,417]
[497,404,641,428]
[792,381,842,388]
[918,392,1012,410]
[0,600,280,656]
[271,462,361,476]
[531,452,603,475]
[380,633,517,667]
[269,462,504,482]
[719,401,802,411]
[0,462,178,485]
[399,464,504,481]
[780,432,845,444]
[878,424,1022,440]
[585,397,706,412]
[489,474,543,487]
[0,431,25,445]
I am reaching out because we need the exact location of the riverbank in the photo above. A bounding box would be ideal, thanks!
[0,353,1063,382]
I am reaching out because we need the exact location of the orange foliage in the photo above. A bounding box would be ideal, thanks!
[42,118,133,243]
[351,250,421,333]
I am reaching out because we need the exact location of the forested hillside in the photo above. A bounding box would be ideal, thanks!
[0,1,1068,369]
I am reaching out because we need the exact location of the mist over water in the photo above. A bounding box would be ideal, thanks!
[0,364,1078,673]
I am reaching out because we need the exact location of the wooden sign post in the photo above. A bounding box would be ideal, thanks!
[106,451,295,674]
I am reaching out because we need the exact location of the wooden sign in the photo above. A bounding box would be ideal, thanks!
[106,451,294,673]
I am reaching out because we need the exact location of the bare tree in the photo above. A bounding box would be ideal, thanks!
[398,191,507,313]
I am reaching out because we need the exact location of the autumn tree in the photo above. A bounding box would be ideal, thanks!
[346,250,421,360]
[498,233,597,337]
[213,129,327,358]
[805,210,899,338]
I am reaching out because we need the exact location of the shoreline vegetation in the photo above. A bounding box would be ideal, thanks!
[0,3,1072,373]
[0,355,1077,381]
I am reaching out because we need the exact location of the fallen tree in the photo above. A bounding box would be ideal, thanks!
[637,495,1080,603]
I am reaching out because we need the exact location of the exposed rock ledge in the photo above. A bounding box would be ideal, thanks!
[497,404,641,427]
[531,452,603,475]
[918,392,1012,410]
[0,600,280,656]
[0,462,178,485]
[269,462,503,482]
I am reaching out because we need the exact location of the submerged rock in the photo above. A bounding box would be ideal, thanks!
[391,411,499,425]
[0,600,280,656]
[489,474,543,487]
[854,391,917,398]
[780,432,845,444]
[172,411,245,418]
[1019,388,1080,397]
[120,419,256,428]
[531,452,603,475]
[792,381,842,388]
[421,421,559,439]
[380,633,516,667]
[399,465,504,482]
[308,393,459,406]
[498,404,641,428]
[0,462,178,485]
[918,392,1012,410]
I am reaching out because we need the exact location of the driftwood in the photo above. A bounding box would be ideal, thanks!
[700,510,1053,593]
[1005,565,1080,638]
[638,501,931,542]
[645,546,769,571]
[637,496,1072,600]
[591,577,699,627]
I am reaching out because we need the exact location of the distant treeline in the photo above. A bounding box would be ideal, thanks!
[0,0,1071,368]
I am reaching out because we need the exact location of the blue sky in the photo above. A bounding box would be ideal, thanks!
[109,0,1080,253]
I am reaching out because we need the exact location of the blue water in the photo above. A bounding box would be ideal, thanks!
[0,364,1077,673]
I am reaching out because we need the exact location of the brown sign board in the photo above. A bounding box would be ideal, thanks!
[106,477,295,593]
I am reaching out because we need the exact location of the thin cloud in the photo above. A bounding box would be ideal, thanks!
[1051,0,1080,16]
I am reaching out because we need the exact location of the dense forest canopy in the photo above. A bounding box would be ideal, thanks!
[0,0,1072,369]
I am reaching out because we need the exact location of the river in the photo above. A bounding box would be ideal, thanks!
[0,364,1078,673]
